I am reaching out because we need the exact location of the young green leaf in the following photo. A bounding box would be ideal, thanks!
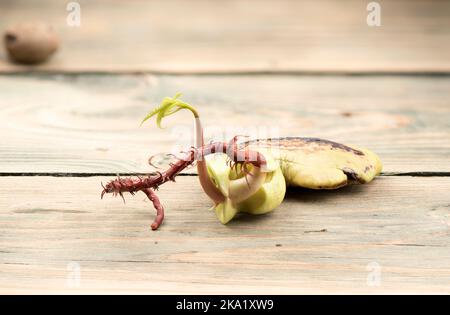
[141,93,199,128]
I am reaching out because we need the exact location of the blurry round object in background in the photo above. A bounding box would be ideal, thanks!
[4,22,59,64]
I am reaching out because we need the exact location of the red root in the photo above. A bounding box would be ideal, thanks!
[101,140,266,230]
[143,188,164,230]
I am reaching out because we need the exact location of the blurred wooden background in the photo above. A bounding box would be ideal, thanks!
[1,0,449,73]
[0,0,449,294]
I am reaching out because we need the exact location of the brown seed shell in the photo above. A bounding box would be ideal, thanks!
[4,22,59,64]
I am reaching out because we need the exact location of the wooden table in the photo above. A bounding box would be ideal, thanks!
[0,0,449,294]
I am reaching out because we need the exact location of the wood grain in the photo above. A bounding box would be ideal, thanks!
[0,74,449,173]
[0,175,449,294]
[0,0,449,73]
[1,0,448,296]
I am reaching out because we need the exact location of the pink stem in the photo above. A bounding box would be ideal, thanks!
[194,117,225,204]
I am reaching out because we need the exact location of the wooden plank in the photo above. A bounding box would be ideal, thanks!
[0,74,449,173]
[0,0,449,73]
[0,175,449,294]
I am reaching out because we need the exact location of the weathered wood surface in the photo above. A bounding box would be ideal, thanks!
[0,0,449,73]
[0,176,449,294]
[0,74,449,174]
[0,0,449,296]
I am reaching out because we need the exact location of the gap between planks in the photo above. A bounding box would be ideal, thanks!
[2,70,450,76]
[1,172,450,178]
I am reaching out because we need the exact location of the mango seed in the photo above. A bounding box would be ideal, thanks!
[4,22,59,64]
